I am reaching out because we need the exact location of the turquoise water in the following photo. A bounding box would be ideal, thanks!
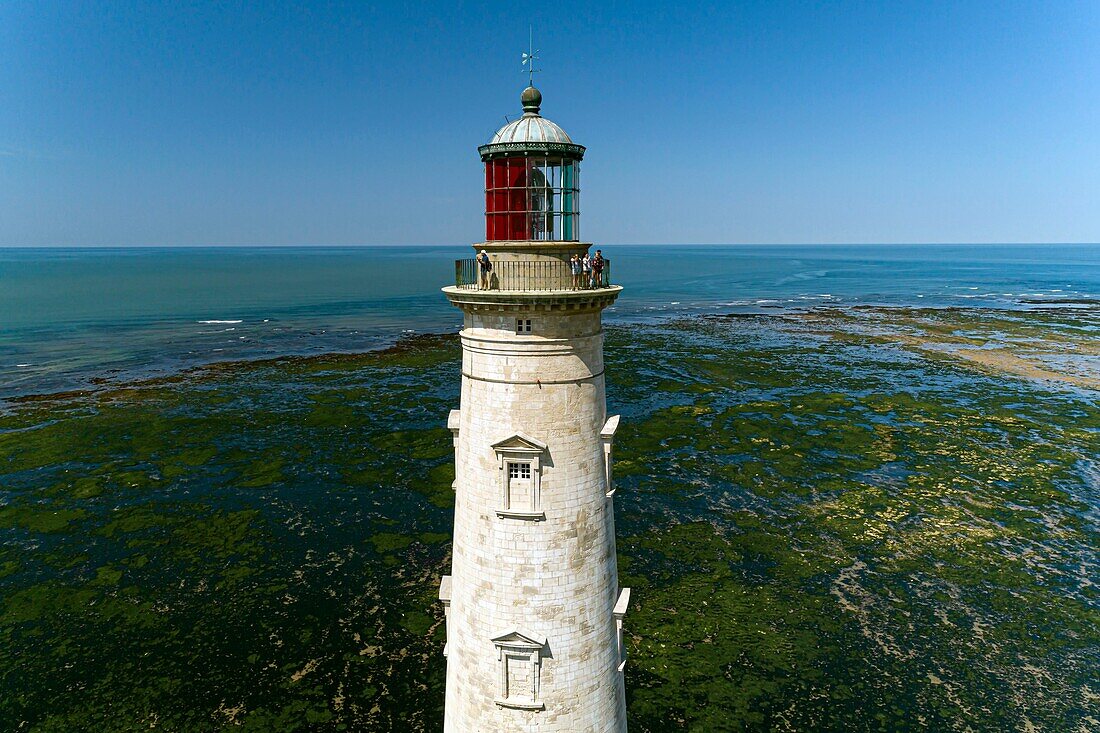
[0,244,1097,730]
[1,244,1097,397]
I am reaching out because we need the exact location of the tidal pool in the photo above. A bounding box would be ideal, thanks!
[1,310,1096,731]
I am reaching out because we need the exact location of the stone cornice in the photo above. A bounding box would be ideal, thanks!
[442,285,621,313]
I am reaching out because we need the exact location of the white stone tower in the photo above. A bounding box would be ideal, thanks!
[438,85,630,732]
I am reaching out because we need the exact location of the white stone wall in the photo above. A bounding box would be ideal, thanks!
[443,306,627,732]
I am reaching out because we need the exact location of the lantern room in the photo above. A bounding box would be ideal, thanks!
[479,86,585,242]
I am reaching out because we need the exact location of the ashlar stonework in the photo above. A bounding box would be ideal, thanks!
[439,240,630,732]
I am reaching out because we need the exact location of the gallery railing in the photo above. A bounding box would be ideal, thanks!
[453,258,612,292]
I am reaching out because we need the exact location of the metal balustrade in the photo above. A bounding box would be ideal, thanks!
[453,258,612,292]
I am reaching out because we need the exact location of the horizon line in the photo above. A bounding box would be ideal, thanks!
[1,241,1099,249]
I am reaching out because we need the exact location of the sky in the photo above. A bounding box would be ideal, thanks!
[1,1,1098,246]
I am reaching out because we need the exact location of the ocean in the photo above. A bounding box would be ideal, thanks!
[1,244,1098,730]
[2,243,1097,398]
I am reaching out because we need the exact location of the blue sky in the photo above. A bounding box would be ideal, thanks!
[1,1,1098,246]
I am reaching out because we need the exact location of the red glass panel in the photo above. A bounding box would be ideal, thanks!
[509,160,528,188]
[493,160,509,189]
[508,188,525,214]
[485,157,555,240]
[503,213,520,240]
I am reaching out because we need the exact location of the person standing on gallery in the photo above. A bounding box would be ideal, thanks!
[582,252,591,289]
[591,249,605,288]
[570,253,583,289]
[477,249,492,290]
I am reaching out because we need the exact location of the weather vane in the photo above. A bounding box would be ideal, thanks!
[521,26,540,86]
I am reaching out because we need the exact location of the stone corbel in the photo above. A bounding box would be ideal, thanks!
[447,410,461,444]
[613,587,631,671]
[438,575,452,657]
[448,410,460,491]
[601,415,620,497]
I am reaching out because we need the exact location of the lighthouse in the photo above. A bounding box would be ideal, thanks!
[438,83,630,732]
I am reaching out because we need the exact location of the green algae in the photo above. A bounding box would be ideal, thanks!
[235,452,287,488]
[610,316,1098,732]
[419,462,456,509]
[370,532,414,554]
[0,505,87,533]
[399,610,433,635]
[0,317,1096,731]
[1,336,460,731]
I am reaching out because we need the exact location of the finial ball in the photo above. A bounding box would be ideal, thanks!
[521,86,542,114]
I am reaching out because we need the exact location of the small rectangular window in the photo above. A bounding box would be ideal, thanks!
[506,653,532,700]
[506,461,533,512]
[516,319,532,334]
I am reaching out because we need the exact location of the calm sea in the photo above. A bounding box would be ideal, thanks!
[1,244,1097,398]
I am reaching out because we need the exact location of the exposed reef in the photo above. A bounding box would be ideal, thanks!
[0,309,1096,731]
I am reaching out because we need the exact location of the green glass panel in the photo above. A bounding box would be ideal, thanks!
[563,162,575,240]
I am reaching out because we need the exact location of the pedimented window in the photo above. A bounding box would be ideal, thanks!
[491,629,547,711]
[492,433,547,520]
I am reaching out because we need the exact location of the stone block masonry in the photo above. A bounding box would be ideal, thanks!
[440,244,629,732]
